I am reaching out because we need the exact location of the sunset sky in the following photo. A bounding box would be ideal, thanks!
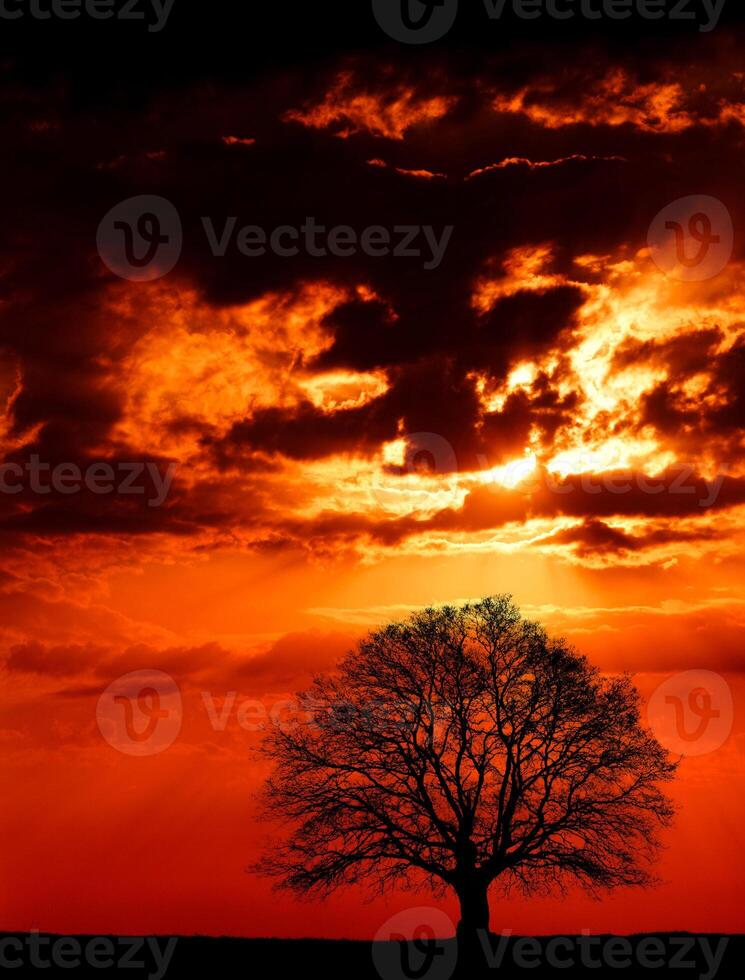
[1,5,744,940]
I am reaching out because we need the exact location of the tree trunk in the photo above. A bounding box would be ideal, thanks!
[455,879,491,963]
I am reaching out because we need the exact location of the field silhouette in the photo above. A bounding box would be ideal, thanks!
[2,932,741,979]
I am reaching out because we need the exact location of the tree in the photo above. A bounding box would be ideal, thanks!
[256,596,676,956]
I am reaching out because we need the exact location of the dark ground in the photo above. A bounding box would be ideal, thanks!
[1,933,741,978]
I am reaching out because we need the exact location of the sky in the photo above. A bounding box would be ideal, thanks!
[1,3,744,940]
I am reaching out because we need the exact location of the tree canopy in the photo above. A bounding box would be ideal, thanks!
[256,596,676,943]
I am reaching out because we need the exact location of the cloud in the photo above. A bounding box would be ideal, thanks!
[284,71,456,140]
[2,39,745,569]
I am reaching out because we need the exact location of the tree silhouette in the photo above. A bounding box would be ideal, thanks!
[256,596,676,955]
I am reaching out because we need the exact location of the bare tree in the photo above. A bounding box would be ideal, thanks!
[256,596,676,953]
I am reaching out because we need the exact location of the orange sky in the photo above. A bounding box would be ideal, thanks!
[1,34,745,938]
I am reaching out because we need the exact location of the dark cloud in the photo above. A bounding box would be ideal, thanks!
[2,32,745,555]
[4,633,357,695]
[540,518,723,557]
